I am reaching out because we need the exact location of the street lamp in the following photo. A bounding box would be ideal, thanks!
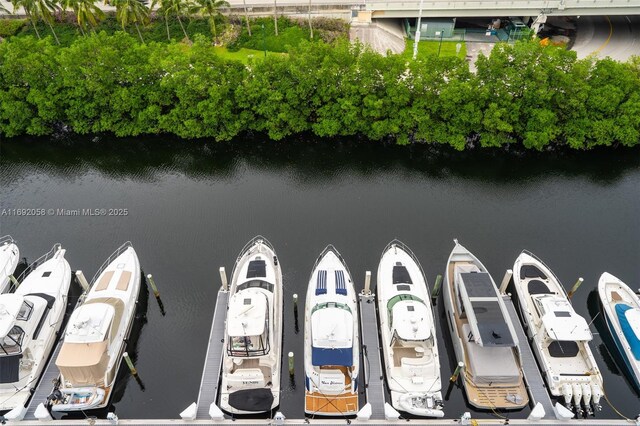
[262,24,266,58]
[412,0,425,60]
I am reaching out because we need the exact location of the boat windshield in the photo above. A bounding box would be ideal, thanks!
[228,330,270,357]
[0,326,25,355]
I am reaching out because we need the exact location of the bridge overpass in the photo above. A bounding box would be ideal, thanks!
[363,0,640,18]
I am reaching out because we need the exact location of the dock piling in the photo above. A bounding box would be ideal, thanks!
[288,352,294,376]
[431,274,443,300]
[499,269,513,294]
[123,352,146,390]
[568,277,584,299]
[8,274,19,290]
[363,270,372,296]
[219,267,228,292]
[293,294,299,334]
[450,361,464,382]
[146,274,166,316]
[146,274,160,298]
[123,352,138,376]
[75,270,90,292]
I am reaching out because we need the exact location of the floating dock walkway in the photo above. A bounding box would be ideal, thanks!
[195,288,229,420]
[502,294,555,419]
[358,292,387,420]
[22,338,63,420]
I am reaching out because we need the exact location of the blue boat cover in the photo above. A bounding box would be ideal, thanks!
[335,270,347,295]
[312,347,353,367]
[316,270,327,296]
[616,304,640,361]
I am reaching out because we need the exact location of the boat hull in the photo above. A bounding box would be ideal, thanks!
[0,245,71,412]
[443,241,528,410]
[0,237,20,294]
[513,251,603,411]
[377,240,443,417]
[219,236,283,415]
[598,273,640,393]
[304,245,359,417]
[51,243,141,413]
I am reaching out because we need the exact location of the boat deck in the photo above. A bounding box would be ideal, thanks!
[358,293,386,419]
[195,289,229,420]
[23,338,63,420]
[502,294,555,419]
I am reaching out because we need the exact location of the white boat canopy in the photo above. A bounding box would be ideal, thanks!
[456,266,516,347]
[65,304,115,344]
[537,297,592,341]
[387,295,431,341]
[311,302,353,349]
[227,292,268,337]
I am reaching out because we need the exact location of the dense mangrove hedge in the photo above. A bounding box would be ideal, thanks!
[1,32,639,149]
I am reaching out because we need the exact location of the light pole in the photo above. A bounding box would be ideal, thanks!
[412,0,425,59]
[262,24,266,57]
[437,29,444,56]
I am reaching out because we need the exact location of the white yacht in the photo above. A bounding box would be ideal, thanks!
[219,236,283,414]
[443,240,528,410]
[377,240,443,417]
[304,245,359,417]
[0,236,20,293]
[0,245,71,412]
[513,251,603,415]
[598,272,640,393]
[50,242,141,412]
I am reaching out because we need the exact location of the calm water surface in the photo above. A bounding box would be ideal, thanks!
[1,137,639,420]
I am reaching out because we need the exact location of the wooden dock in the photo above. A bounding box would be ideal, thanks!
[358,292,387,419]
[195,288,229,419]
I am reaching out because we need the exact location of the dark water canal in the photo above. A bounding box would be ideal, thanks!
[1,136,639,420]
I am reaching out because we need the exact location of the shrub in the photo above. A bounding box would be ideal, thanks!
[0,19,27,38]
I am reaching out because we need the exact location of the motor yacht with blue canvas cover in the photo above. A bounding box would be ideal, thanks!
[0,236,20,294]
[49,242,141,412]
[377,240,444,417]
[304,245,359,416]
[0,245,70,416]
[513,251,603,415]
[443,240,528,410]
[219,236,283,414]
[598,272,640,393]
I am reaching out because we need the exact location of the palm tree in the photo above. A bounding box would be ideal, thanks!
[241,0,249,36]
[109,0,149,42]
[195,0,227,42]
[11,0,40,38]
[152,0,192,42]
[62,0,104,34]
[36,0,60,44]
[12,0,59,42]
[1,2,10,14]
